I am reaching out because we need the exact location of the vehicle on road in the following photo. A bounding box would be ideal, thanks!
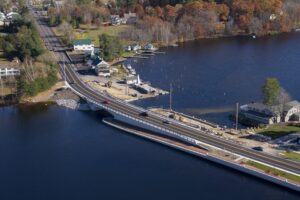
[163,120,171,124]
[102,100,110,104]
[139,112,149,117]
[252,146,263,151]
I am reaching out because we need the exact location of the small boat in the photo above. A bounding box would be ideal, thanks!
[130,69,136,75]
[126,64,132,70]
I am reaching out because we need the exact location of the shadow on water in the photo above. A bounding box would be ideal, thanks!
[182,105,236,115]
[16,103,54,118]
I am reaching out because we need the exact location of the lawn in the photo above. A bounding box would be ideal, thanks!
[246,160,300,183]
[78,24,131,46]
[256,124,300,139]
[0,87,16,96]
[282,152,300,162]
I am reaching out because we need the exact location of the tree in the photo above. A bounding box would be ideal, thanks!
[262,78,281,106]
[58,21,74,45]
[99,33,123,61]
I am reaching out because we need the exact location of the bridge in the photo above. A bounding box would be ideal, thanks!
[27,2,300,178]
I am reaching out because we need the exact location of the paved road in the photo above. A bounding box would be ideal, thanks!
[28,4,300,176]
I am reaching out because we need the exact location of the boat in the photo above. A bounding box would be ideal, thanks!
[130,69,136,75]
[126,64,132,70]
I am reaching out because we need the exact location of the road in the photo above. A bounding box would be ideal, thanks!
[27,4,300,176]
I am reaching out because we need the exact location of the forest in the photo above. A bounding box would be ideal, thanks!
[47,0,300,45]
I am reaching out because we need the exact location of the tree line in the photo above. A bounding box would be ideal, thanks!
[47,0,300,45]
[0,9,58,98]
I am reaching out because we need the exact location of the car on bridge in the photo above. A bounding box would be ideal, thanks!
[139,112,149,117]
[102,100,110,104]
[252,146,263,151]
[163,120,171,124]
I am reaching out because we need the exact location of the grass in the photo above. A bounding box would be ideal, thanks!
[256,124,300,139]
[246,160,300,183]
[0,87,16,96]
[78,24,131,46]
[282,152,300,163]
[111,64,128,79]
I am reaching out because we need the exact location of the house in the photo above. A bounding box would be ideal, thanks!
[125,43,141,52]
[240,101,300,125]
[270,14,277,21]
[123,12,137,24]
[6,12,20,20]
[87,56,111,77]
[0,68,20,77]
[54,0,65,9]
[125,45,132,52]
[72,39,94,52]
[110,15,121,26]
[0,12,5,26]
[96,68,111,77]
[144,43,156,51]
[87,56,109,68]
[124,75,139,85]
[132,43,141,51]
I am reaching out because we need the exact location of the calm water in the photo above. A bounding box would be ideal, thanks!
[129,33,300,126]
[0,105,299,200]
[1,34,300,199]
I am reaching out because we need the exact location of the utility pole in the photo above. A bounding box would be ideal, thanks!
[169,82,172,111]
[0,76,4,102]
[235,102,239,130]
[63,63,67,86]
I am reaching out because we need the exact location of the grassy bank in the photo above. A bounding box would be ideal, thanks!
[246,160,300,183]
[0,87,16,96]
[256,124,300,139]
[282,152,300,163]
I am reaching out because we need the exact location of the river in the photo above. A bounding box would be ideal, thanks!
[1,33,300,199]
[129,33,300,127]
[0,105,299,199]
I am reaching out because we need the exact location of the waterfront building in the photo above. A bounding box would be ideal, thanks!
[124,75,139,85]
[144,43,156,51]
[240,101,300,125]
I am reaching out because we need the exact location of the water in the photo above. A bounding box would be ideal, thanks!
[128,33,300,126]
[2,34,300,199]
[0,105,299,199]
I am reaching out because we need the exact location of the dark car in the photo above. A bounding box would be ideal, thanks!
[102,100,110,104]
[163,120,171,124]
[139,112,149,117]
[252,146,263,151]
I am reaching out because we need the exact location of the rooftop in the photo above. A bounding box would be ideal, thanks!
[72,39,92,46]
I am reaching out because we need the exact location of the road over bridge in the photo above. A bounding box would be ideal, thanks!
[27,2,300,176]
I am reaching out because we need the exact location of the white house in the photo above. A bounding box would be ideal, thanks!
[0,12,5,26]
[6,12,20,20]
[144,43,156,51]
[124,75,140,85]
[72,39,94,52]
